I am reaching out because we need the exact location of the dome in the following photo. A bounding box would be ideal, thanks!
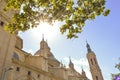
[47,52,58,61]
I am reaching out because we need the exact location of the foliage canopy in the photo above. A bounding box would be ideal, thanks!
[112,58,120,80]
[4,0,110,38]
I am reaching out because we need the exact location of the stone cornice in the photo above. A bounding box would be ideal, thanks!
[12,59,65,80]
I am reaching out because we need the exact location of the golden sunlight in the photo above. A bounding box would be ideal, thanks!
[30,22,59,41]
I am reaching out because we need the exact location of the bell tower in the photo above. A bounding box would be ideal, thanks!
[86,42,104,80]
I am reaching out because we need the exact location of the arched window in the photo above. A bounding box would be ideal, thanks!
[94,58,97,64]
[91,59,93,65]
[96,76,98,80]
[38,74,40,78]
[13,52,19,60]
[28,71,31,75]
[16,67,20,71]
[0,21,4,26]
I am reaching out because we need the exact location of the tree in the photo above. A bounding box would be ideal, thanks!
[3,0,110,39]
[112,58,120,80]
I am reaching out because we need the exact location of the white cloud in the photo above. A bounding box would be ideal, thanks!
[28,49,33,53]
[63,57,92,80]
[22,48,34,55]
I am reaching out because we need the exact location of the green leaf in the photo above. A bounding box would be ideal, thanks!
[3,0,110,39]
[103,9,110,16]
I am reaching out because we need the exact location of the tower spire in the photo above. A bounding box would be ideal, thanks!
[86,41,92,52]
[69,57,74,69]
[86,42,104,80]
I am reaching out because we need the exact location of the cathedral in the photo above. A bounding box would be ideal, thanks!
[0,0,104,80]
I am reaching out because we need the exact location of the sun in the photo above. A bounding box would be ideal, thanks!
[30,22,59,41]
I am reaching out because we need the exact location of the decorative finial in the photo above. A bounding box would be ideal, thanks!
[63,64,66,68]
[69,56,72,63]
[46,39,48,43]
[60,60,63,67]
[86,40,88,46]
[69,56,74,69]
[42,34,44,41]
[81,66,84,72]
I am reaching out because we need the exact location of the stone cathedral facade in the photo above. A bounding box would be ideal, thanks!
[0,0,104,80]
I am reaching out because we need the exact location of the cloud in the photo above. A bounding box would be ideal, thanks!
[28,49,34,53]
[22,48,34,55]
[63,57,92,80]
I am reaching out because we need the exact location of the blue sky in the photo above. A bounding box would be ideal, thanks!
[19,0,120,80]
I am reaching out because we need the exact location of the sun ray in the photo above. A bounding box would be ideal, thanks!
[29,22,59,41]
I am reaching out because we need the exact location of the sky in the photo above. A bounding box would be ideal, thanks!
[19,0,120,80]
